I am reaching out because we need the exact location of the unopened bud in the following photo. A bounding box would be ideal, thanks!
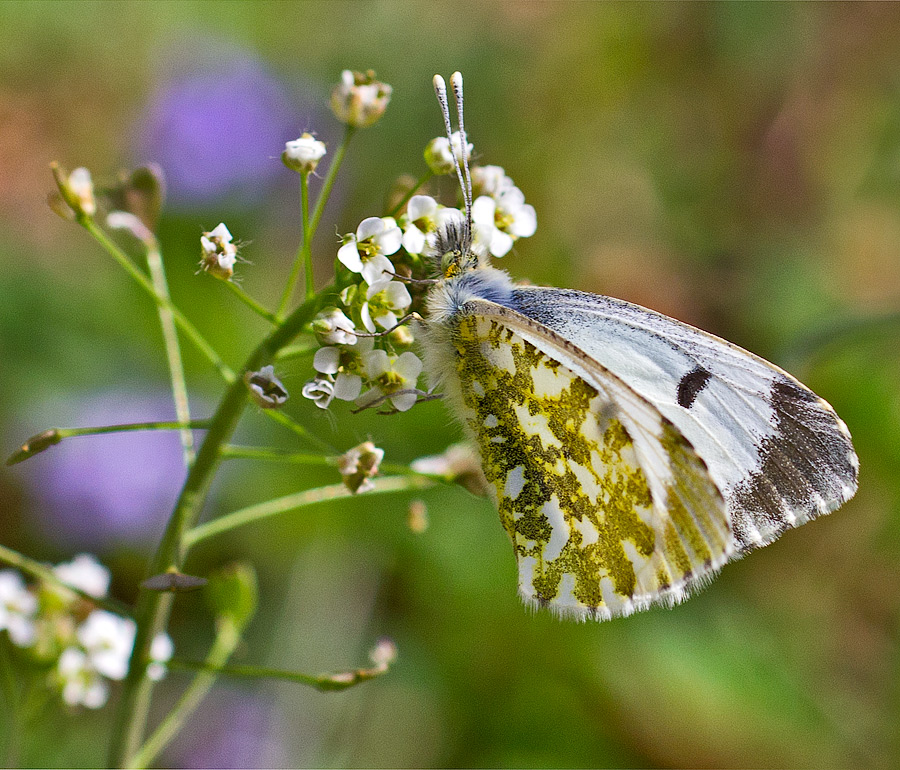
[330,70,392,128]
[245,365,289,409]
[336,441,384,494]
[282,133,327,173]
[407,499,428,534]
[6,429,62,465]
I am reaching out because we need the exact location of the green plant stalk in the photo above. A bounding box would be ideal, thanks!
[220,444,431,477]
[386,168,434,218]
[0,543,133,616]
[222,279,278,324]
[184,475,434,548]
[59,420,211,438]
[277,174,312,317]
[145,240,195,466]
[166,658,389,692]
[108,290,328,768]
[261,409,336,453]
[79,217,235,383]
[0,637,22,767]
[128,619,241,770]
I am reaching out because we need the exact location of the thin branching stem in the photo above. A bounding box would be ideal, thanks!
[222,279,278,325]
[108,291,329,768]
[261,409,336,453]
[79,217,235,383]
[386,168,434,218]
[167,658,391,692]
[128,619,241,770]
[144,240,195,466]
[183,475,434,548]
[0,543,133,617]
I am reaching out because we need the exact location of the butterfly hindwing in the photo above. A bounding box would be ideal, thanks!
[448,304,731,620]
[506,287,859,550]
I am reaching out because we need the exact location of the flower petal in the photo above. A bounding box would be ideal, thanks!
[356,216,385,241]
[383,281,412,309]
[337,240,363,273]
[402,224,426,255]
[334,373,363,401]
[490,228,514,257]
[395,351,424,380]
[361,254,394,285]
[407,195,438,221]
[390,391,419,412]
[511,204,537,238]
[362,349,390,378]
[313,346,341,374]
[374,224,402,256]
[471,196,496,225]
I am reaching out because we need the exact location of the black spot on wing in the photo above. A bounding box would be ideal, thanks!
[677,366,712,409]
[730,377,858,551]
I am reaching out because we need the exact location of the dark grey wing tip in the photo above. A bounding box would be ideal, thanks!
[729,376,858,551]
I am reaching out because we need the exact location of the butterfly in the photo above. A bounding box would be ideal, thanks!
[417,73,859,621]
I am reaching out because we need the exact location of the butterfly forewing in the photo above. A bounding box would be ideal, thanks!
[450,307,731,620]
[507,287,859,551]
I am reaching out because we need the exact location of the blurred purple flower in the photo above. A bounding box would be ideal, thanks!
[23,390,189,549]
[136,45,324,208]
[166,686,287,769]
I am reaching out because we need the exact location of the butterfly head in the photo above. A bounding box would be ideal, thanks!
[431,73,482,280]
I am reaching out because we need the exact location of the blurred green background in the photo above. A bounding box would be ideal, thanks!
[2,2,899,768]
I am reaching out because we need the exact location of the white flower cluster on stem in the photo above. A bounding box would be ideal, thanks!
[0,554,173,709]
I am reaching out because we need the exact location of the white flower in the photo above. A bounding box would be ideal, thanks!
[369,637,398,670]
[360,279,411,332]
[336,441,385,493]
[68,167,96,216]
[58,647,109,709]
[312,307,357,346]
[331,70,392,128]
[357,350,424,412]
[301,375,336,409]
[77,610,136,681]
[245,365,289,409]
[471,188,536,257]
[53,554,111,599]
[147,633,174,682]
[282,132,327,173]
[401,195,440,255]
[200,222,238,280]
[411,443,491,497]
[311,340,372,403]
[338,217,402,285]
[424,131,473,175]
[471,165,515,198]
[0,570,37,648]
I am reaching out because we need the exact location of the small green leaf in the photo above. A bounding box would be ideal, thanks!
[205,563,258,628]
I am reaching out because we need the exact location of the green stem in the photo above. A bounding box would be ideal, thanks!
[302,172,313,300]
[166,658,390,692]
[277,173,310,318]
[108,290,328,768]
[277,127,354,321]
[183,475,434,548]
[59,420,211,438]
[386,168,434,218]
[79,218,235,383]
[274,339,318,362]
[222,280,278,325]
[6,420,211,466]
[220,445,429,477]
[128,620,241,770]
[261,409,335,453]
[142,240,194,466]
[0,637,22,768]
[0,543,133,616]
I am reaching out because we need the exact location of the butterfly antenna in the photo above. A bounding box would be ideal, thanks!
[433,74,471,242]
[450,71,474,237]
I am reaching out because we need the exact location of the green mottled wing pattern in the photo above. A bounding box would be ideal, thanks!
[450,307,731,620]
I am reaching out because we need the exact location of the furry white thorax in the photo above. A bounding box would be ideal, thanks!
[418,265,515,399]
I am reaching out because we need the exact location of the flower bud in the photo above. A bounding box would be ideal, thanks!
[312,307,358,346]
[200,222,238,281]
[388,324,415,349]
[330,70,392,128]
[50,163,96,218]
[206,563,258,630]
[245,365,289,409]
[336,441,384,494]
[424,132,472,175]
[282,133,327,173]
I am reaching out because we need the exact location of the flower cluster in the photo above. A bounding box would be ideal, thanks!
[301,128,536,414]
[0,554,173,709]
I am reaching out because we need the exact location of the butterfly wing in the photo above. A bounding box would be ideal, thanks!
[446,302,733,620]
[505,287,859,550]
